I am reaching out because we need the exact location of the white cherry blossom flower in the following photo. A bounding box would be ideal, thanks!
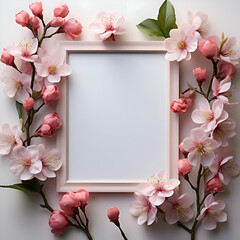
[197,194,227,230]
[8,38,38,62]
[165,24,198,62]
[186,11,208,39]
[129,192,157,225]
[0,67,32,102]
[9,145,42,180]
[138,171,180,206]
[34,48,72,86]
[0,124,22,155]
[191,98,228,132]
[89,12,126,41]
[209,152,240,185]
[182,127,219,166]
[161,192,194,224]
[35,144,62,181]
[211,118,236,147]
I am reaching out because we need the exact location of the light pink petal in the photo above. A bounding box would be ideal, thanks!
[149,192,165,206]
[165,50,180,61]
[169,29,183,42]
[188,150,202,166]
[179,208,194,222]
[29,159,42,174]
[202,215,217,230]
[212,100,223,119]
[147,206,157,225]
[212,78,219,96]
[219,83,231,94]
[3,85,18,98]
[138,183,155,196]
[161,200,173,213]
[177,194,193,208]
[48,74,61,83]
[0,133,14,155]
[181,137,195,152]
[165,179,180,190]
[185,52,192,61]
[177,49,188,62]
[157,190,174,198]
[214,211,227,222]
[114,27,126,35]
[164,38,178,52]
[199,97,211,111]
[137,212,148,225]
[35,63,49,77]
[20,169,34,181]
[205,194,214,208]
[57,64,72,76]
[89,22,105,34]
[165,207,178,224]
[201,151,215,166]
[16,88,30,103]
[191,127,207,141]
[35,172,47,181]
[12,146,26,159]
[110,13,125,28]
[192,109,207,124]
[100,31,114,40]
[9,160,24,175]
[42,167,56,178]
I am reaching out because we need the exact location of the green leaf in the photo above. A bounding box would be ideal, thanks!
[158,0,178,38]
[16,101,23,119]
[32,90,42,100]
[0,178,41,193]
[137,19,164,37]
[187,82,195,90]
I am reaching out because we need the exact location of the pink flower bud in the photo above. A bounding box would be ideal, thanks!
[63,18,83,40]
[54,3,69,18]
[184,98,193,108]
[23,97,34,111]
[29,16,40,30]
[51,17,64,28]
[170,99,187,114]
[179,142,188,158]
[178,158,193,176]
[218,63,236,80]
[49,210,68,236]
[59,192,78,217]
[42,85,60,106]
[38,124,55,137]
[107,207,120,225]
[15,10,30,27]
[75,189,89,208]
[0,49,15,66]
[199,39,218,59]
[42,112,62,129]
[206,175,225,193]
[29,2,43,18]
[193,66,207,84]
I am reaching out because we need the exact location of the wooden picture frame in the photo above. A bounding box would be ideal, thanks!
[56,41,179,192]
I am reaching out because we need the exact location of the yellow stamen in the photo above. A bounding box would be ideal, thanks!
[177,41,185,50]
[48,65,57,75]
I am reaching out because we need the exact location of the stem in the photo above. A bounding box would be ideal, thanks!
[38,23,51,48]
[190,165,203,240]
[118,225,128,240]
[39,187,54,213]
[177,222,191,234]
[44,31,60,39]
[22,134,36,145]
[30,62,36,90]
[206,60,218,99]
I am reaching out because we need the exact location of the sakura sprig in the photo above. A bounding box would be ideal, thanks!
[0,2,94,240]
[136,1,239,239]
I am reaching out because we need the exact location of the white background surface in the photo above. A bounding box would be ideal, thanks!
[0,0,240,240]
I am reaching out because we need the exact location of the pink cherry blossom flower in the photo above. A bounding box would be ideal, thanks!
[209,152,240,185]
[129,192,157,225]
[0,124,22,155]
[8,38,38,62]
[212,35,239,65]
[35,144,62,181]
[211,118,236,147]
[164,24,198,62]
[191,98,228,132]
[186,11,208,38]
[9,145,42,180]
[62,18,83,40]
[212,76,236,106]
[161,192,194,224]
[192,66,207,85]
[197,194,227,230]
[34,48,71,85]
[89,12,126,41]
[199,39,218,59]
[182,127,219,166]
[138,171,180,206]
[0,67,32,102]
[178,158,193,176]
